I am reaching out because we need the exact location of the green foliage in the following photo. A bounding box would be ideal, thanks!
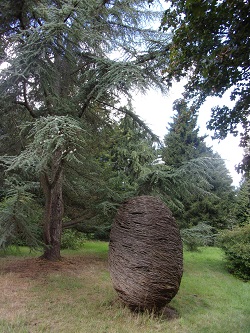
[181,222,215,252]
[137,157,214,212]
[82,110,161,226]
[0,0,168,119]
[4,115,87,175]
[92,225,111,241]
[237,142,250,179]
[0,181,43,249]
[162,99,210,167]
[160,0,250,170]
[161,99,235,229]
[218,224,250,281]
[0,0,171,256]
[232,178,250,226]
[108,113,158,192]
[181,153,236,230]
[61,229,86,250]
[0,104,32,195]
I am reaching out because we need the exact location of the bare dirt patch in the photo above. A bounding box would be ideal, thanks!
[0,254,108,322]
[1,255,107,279]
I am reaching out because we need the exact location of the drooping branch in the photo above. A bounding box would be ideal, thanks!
[62,212,95,229]
[97,100,160,142]
[15,81,37,118]
[135,46,170,65]
[78,83,98,118]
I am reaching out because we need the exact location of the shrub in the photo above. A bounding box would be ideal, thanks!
[93,226,111,241]
[181,222,215,251]
[217,224,250,281]
[61,229,86,250]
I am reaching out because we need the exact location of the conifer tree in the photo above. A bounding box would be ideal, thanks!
[162,99,211,167]
[233,179,250,226]
[162,99,235,230]
[0,0,170,259]
[109,112,158,190]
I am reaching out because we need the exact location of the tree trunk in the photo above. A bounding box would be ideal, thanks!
[40,149,64,261]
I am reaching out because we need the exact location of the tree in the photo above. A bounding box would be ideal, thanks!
[184,152,235,230]
[233,178,250,226]
[94,106,222,239]
[0,0,170,260]
[2,116,97,257]
[160,0,250,168]
[161,99,235,230]
[162,98,211,167]
[108,111,158,191]
[70,109,160,240]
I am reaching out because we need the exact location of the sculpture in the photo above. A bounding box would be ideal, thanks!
[109,195,183,312]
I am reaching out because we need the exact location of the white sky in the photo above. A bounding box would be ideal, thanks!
[132,82,244,187]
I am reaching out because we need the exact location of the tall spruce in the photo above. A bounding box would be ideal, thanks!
[162,99,211,167]
[162,99,235,229]
[0,0,170,260]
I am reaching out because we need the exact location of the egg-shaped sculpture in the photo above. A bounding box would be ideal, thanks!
[108,195,183,312]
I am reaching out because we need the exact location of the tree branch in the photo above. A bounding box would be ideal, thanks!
[15,81,37,118]
[97,100,160,142]
[63,1,80,23]
[78,83,98,118]
[62,212,95,229]
[14,100,37,118]
[135,46,170,65]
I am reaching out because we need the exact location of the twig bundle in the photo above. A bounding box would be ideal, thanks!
[108,195,183,312]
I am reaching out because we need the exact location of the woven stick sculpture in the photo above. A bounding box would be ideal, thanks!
[108,195,183,312]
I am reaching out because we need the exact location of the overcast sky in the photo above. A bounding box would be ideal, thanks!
[132,82,244,187]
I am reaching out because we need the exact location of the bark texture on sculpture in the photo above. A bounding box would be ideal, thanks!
[108,195,183,312]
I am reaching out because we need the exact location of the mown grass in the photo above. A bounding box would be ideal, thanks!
[0,240,108,258]
[63,240,109,257]
[0,243,249,333]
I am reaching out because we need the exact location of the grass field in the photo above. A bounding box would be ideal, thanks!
[0,243,249,333]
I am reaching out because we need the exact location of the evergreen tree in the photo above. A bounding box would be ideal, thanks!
[162,99,211,167]
[182,152,235,230]
[109,112,158,191]
[233,178,250,226]
[0,0,170,260]
[162,99,235,230]
[79,110,160,239]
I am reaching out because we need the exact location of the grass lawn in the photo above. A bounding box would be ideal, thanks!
[0,243,249,333]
